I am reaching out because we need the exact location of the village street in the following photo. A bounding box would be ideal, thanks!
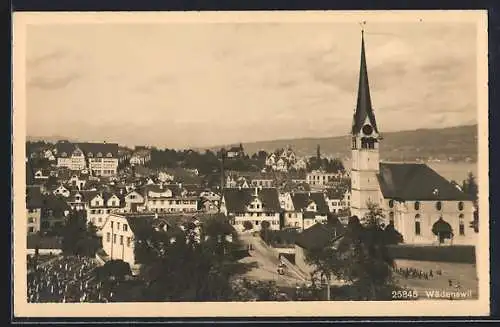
[238,233,306,287]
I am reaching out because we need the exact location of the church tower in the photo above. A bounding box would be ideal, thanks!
[350,30,381,219]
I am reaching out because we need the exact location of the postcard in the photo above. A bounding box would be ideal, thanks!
[12,10,490,318]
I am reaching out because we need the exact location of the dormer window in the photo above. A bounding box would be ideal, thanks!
[61,152,67,157]
[97,152,102,157]
[88,152,93,157]
[389,200,394,208]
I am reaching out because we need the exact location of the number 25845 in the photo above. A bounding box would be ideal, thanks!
[392,290,418,300]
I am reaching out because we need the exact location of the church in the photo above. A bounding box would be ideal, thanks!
[349,31,477,246]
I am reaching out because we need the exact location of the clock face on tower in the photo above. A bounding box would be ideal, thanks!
[362,124,373,135]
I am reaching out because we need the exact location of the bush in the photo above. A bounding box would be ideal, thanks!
[387,245,476,264]
[243,221,253,231]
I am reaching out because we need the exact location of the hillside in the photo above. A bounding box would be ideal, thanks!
[216,125,478,162]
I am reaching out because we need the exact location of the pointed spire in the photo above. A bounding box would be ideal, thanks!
[352,30,379,135]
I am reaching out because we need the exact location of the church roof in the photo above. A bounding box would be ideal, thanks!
[352,31,379,135]
[377,162,472,201]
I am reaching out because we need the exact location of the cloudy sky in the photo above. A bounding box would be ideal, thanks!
[25,20,477,149]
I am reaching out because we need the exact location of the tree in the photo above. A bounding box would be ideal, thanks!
[462,172,478,202]
[243,221,253,231]
[136,221,253,301]
[305,206,396,301]
[432,217,454,244]
[61,210,100,257]
[260,220,271,243]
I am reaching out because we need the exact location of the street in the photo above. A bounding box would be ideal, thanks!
[238,233,306,287]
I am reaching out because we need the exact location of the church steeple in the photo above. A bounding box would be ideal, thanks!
[352,30,379,135]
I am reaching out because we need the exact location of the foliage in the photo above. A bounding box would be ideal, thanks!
[305,205,397,300]
[432,217,454,242]
[462,172,478,201]
[136,218,253,301]
[95,259,132,282]
[307,157,345,173]
[61,210,100,257]
[243,221,253,231]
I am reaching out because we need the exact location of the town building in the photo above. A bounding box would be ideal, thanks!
[78,142,119,177]
[55,142,87,171]
[283,192,329,231]
[142,184,198,213]
[86,191,124,229]
[27,186,44,234]
[349,31,477,245]
[220,187,281,232]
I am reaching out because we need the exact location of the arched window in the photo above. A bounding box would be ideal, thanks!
[458,201,464,211]
[459,214,465,235]
[414,201,420,210]
[415,214,421,236]
[389,200,394,208]
[389,212,394,224]
[436,201,442,211]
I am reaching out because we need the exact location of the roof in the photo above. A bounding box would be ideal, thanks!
[55,142,76,156]
[125,216,155,239]
[291,192,329,214]
[352,31,379,135]
[324,188,347,200]
[77,142,119,158]
[377,162,472,201]
[222,188,281,213]
[295,223,345,251]
[26,186,44,208]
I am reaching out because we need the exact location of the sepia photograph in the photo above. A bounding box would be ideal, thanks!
[12,10,489,317]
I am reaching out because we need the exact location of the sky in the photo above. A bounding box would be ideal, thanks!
[25,20,478,149]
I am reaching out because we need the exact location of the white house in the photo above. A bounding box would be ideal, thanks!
[220,187,281,232]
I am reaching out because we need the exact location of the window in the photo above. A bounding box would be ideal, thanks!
[113,234,117,244]
[459,214,465,235]
[120,235,124,245]
[129,194,136,200]
[117,222,120,230]
[111,221,114,229]
[436,201,442,211]
[123,224,128,232]
[98,217,102,223]
[414,201,420,210]
[106,232,110,242]
[389,200,394,208]
[127,237,131,247]
[415,214,421,236]
[389,212,394,223]
[111,201,117,207]
[28,217,34,223]
[458,201,464,211]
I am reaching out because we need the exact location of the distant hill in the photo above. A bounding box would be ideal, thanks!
[213,125,478,163]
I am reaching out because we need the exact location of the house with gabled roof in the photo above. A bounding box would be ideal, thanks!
[220,187,281,232]
[282,192,329,231]
[86,191,125,229]
[55,142,87,171]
